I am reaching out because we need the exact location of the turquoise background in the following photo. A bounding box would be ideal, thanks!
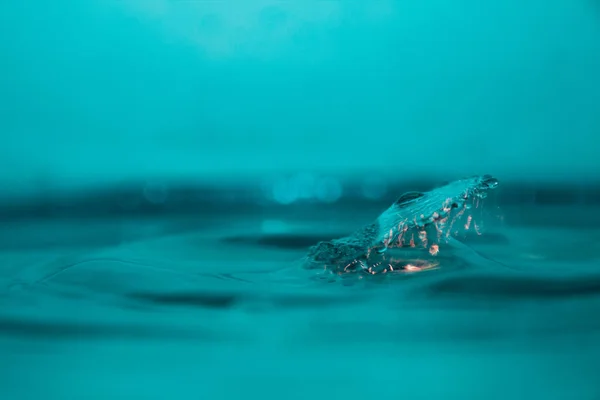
[1,3,600,398]
[1,0,599,198]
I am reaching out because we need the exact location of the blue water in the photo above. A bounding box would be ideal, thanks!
[1,1,600,398]
[2,188,600,398]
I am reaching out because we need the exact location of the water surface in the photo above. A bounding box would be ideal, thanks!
[1,200,600,399]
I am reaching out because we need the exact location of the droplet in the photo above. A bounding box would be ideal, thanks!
[482,175,499,189]
[395,191,425,207]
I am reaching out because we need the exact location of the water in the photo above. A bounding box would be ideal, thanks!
[2,1,600,398]
[2,184,600,399]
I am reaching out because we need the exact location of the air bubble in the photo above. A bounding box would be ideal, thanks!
[482,176,499,188]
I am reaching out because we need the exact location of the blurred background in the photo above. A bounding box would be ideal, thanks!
[1,0,599,205]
